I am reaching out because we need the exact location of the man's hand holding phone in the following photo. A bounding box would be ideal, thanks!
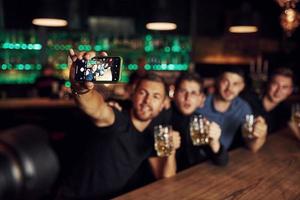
[69,49,103,95]
[71,49,122,83]
[68,49,117,127]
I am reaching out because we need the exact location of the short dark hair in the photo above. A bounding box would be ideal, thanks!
[269,67,294,85]
[219,67,245,80]
[134,72,169,97]
[174,72,204,93]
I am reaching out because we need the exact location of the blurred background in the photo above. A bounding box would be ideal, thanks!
[1,0,300,90]
[0,0,300,198]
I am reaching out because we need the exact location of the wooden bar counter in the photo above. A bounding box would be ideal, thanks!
[116,129,300,199]
[0,98,75,109]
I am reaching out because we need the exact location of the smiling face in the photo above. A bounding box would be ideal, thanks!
[217,72,245,102]
[132,80,166,121]
[174,80,203,116]
[266,74,293,105]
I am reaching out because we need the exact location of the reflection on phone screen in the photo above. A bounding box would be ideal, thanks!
[76,57,121,82]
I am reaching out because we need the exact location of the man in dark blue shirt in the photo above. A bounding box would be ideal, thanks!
[171,73,228,171]
[196,68,268,152]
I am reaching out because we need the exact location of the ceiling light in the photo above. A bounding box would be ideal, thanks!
[32,18,68,27]
[229,26,258,33]
[145,0,177,31]
[146,22,177,31]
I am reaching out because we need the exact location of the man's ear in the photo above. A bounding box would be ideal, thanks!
[287,87,293,96]
[239,82,245,92]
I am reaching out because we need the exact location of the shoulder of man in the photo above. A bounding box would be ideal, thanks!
[233,96,252,114]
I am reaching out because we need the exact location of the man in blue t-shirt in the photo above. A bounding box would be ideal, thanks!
[196,68,267,151]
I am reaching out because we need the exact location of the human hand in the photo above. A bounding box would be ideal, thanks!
[171,130,181,151]
[107,101,123,111]
[69,49,108,94]
[207,121,221,144]
[252,116,268,139]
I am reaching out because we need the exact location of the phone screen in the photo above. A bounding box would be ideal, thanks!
[75,56,122,82]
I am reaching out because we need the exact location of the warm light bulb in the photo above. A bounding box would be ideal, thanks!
[32,18,68,27]
[229,26,258,33]
[146,22,177,31]
[285,8,296,22]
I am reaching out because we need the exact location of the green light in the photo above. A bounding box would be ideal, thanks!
[127,64,138,70]
[21,44,27,49]
[144,45,153,52]
[78,45,85,51]
[25,64,31,70]
[2,43,9,49]
[128,64,138,70]
[164,47,171,52]
[14,43,21,49]
[59,63,68,69]
[65,81,71,88]
[172,39,181,52]
[36,64,42,70]
[94,45,102,51]
[7,64,12,70]
[8,44,14,49]
[161,64,167,70]
[33,44,42,50]
[167,64,175,70]
[85,45,92,51]
[0,42,41,50]
[144,64,151,70]
[27,44,33,50]
[65,45,72,50]
[17,64,24,70]
[145,35,152,41]
[102,39,110,50]
[1,64,7,70]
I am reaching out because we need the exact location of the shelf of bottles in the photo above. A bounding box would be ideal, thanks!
[0,30,191,84]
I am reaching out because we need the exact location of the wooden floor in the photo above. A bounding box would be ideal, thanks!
[115,129,300,200]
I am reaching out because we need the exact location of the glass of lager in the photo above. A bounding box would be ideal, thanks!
[190,115,210,146]
[154,125,173,157]
[291,103,300,129]
[242,114,255,139]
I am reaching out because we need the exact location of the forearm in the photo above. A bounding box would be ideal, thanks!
[149,154,177,180]
[161,153,177,178]
[74,90,104,117]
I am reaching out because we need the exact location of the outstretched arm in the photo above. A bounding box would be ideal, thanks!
[69,49,115,127]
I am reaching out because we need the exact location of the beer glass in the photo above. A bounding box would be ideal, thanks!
[154,125,173,157]
[291,103,300,128]
[189,115,210,146]
[242,114,254,139]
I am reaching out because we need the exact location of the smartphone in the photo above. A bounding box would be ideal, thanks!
[75,56,122,82]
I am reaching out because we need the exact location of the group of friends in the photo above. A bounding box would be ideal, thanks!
[55,50,298,200]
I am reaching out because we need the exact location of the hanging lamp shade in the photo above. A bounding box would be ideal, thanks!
[32,0,68,27]
[146,0,177,31]
[228,2,259,33]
